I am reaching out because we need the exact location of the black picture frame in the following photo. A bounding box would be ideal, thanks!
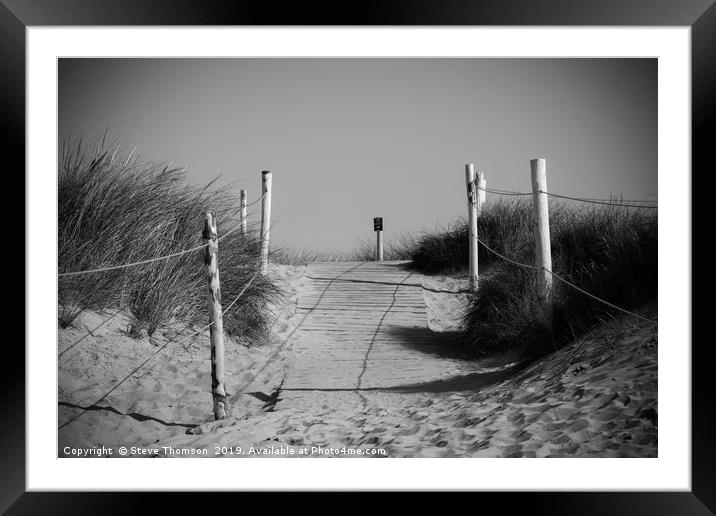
[5,0,712,512]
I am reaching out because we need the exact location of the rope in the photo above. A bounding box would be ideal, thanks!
[541,191,658,209]
[59,270,261,430]
[568,195,657,204]
[59,322,210,430]
[58,211,253,277]
[223,272,259,314]
[546,269,658,325]
[477,186,531,197]
[58,241,209,277]
[475,236,536,270]
[59,264,259,361]
[212,192,266,215]
[474,236,657,325]
[477,186,658,208]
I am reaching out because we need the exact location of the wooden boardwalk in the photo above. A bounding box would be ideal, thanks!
[282,261,471,391]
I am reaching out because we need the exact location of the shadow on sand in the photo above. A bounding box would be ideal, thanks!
[383,367,518,394]
[379,326,524,393]
[382,326,472,360]
[58,401,199,429]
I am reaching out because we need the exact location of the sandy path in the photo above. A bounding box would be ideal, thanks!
[58,262,656,458]
[154,312,657,458]
[152,265,656,458]
[281,261,481,390]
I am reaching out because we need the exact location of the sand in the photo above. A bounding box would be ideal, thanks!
[58,263,657,458]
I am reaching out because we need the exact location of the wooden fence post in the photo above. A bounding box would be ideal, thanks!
[465,163,479,292]
[530,158,553,326]
[240,189,248,236]
[260,171,272,275]
[202,212,227,420]
[476,170,486,216]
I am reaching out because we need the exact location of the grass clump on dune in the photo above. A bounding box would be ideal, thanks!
[58,135,281,340]
[350,233,418,262]
[272,233,418,265]
[409,198,657,358]
[270,247,350,265]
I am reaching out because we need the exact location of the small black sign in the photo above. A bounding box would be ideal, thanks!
[373,217,383,232]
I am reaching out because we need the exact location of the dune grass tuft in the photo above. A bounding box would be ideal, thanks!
[272,233,418,265]
[409,198,657,358]
[58,135,281,340]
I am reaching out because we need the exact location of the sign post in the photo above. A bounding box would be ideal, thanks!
[373,217,384,261]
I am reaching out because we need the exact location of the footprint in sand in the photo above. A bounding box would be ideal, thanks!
[397,424,421,436]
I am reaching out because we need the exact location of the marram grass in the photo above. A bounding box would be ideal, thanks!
[58,136,281,340]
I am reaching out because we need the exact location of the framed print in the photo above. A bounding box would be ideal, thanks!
[5,0,713,512]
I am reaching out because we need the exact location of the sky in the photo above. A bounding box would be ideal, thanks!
[58,58,657,252]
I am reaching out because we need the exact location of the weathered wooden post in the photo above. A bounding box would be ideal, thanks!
[530,158,553,326]
[476,170,486,216]
[202,212,227,420]
[239,189,248,236]
[374,217,384,261]
[465,163,478,292]
[260,171,272,275]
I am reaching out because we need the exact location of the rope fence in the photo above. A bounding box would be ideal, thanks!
[474,235,657,325]
[58,241,211,277]
[474,235,536,271]
[59,171,276,423]
[476,185,658,208]
[212,191,266,215]
[58,271,259,430]
[541,191,658,209]
[546,270,658,325]
[58,195,266,278]
[466,159,657,326]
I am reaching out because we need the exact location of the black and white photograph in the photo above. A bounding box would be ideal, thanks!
[5,0,710,507]
[57,57,659,459]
